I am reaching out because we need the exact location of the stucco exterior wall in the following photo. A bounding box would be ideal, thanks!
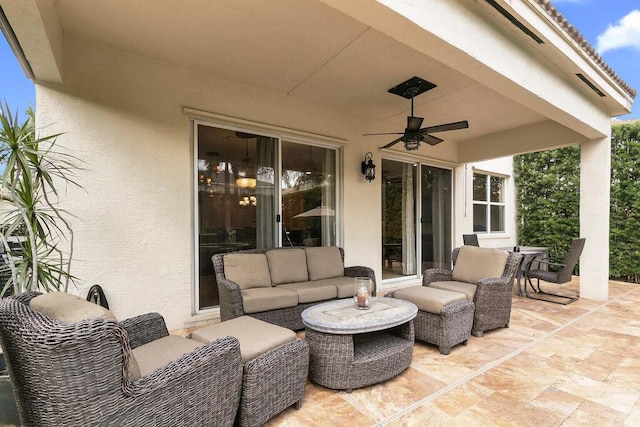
[37,38,392,328]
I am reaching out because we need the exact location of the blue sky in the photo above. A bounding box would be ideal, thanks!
[0,1,638,119]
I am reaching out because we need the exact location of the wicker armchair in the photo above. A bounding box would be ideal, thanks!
[0,292,243,427]
[424,247,522,337]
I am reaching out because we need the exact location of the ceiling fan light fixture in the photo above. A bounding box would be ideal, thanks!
[363,77,469,151]
[404,134,421,150]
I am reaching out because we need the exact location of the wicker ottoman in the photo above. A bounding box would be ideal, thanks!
[192,316,309,427]
[388,286,475,355]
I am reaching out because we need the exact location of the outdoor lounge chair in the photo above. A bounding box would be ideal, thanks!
[0,292,243,427]
[422,246,522,337]
[524,237,586,304]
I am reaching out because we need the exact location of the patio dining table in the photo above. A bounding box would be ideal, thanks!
[500,246,548,297]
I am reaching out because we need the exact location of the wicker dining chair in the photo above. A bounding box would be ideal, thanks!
[524,238,586,304]
[0,292,243,427]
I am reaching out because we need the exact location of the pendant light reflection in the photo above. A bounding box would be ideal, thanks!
[235,133,257,188]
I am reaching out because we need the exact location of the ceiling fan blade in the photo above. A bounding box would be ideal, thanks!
[421,120,469,133]
[362,131,405,136]
[407,116,424,131]
[381,136,404,149]
[423,133,444,146]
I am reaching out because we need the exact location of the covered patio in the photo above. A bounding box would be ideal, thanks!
[227,278,639,425]
[0,0,634,326]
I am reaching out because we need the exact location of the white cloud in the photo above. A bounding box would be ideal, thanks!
[596,10,640,54]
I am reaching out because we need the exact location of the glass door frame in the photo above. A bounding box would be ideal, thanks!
[380,153,455,286]
[278,136,343,250]
[191,118,343,315]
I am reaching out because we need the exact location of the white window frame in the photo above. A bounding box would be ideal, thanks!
[472,172,506,234]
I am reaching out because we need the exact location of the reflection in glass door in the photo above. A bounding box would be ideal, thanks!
[281,142,336,247]
[421,166,452,271]
[196,124,276,310]
[382,159,417,280]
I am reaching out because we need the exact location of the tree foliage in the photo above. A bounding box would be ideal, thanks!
[513,146,581,261]
[610,121,640,282]
[514,121,640,282]
[0,102,81,297]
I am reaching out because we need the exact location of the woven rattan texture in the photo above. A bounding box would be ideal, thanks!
[212,247,376,330]
[424,248,522,337]
[413,300,475,355]
[0,294,243,427]
[305,321,414,391]
[238,339,309,427]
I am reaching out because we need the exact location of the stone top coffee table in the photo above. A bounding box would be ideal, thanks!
[302,297,417,392]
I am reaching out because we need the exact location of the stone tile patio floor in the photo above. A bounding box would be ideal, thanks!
[262,278,640,426]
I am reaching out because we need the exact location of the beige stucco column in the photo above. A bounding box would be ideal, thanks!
[579,135,611,300]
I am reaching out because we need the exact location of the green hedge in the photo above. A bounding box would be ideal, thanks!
[513,121,640,283]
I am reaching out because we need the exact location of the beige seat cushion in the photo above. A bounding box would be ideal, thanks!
[305,246,344,281]
[277,281,337,303]
[223,253,272,289]
[393,286,467,314]
[191,316,296,363]
[312,276,359,299]
[452,246,508,284]
[267,249,308,285]
[30,292,118,323]
[429,281,478,301]
[240,287,298,314]
[131,335,204,378]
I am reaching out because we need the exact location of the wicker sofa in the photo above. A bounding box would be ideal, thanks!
[213,246,376,330]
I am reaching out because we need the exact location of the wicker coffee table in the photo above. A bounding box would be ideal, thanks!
[301,297,417,392]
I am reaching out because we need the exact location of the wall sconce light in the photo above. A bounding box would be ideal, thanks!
[361,152,376,182]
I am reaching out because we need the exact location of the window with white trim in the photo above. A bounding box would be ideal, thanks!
[472,173,505,233]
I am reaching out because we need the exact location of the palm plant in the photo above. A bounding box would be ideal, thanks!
[0,102,81,298]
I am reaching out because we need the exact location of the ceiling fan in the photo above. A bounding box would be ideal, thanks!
[363,77,469,151]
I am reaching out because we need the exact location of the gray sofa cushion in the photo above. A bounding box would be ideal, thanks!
[30,292,118,323]
[240,287,298,314]
[393,286,467,314]
[191,316,296,363]
[266,249,308,285]
[429,281,478,301]
[131,335,204,378]
[305,246,344,281]
[277,281,337,303]
[223,253,272,289]
[452,246,508,284]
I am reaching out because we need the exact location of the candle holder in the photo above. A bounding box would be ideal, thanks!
[353,277,372,310]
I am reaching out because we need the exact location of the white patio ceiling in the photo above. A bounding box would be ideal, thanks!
[6,0,632,156]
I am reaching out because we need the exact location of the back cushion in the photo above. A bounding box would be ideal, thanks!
[452,246,509,284]
[223,253,272,289]
[305,246,344,281]
[30,292,118,323]
[266,249,308,285]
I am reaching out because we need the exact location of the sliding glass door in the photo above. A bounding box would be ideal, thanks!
[196,125,276,310]
[421,166,452,271]
[381,159,417,279]
[281,141,336,247]
[382,159,452,280]
[194,123,338,311]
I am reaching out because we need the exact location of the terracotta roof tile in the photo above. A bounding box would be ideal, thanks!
[534,0,636,99]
